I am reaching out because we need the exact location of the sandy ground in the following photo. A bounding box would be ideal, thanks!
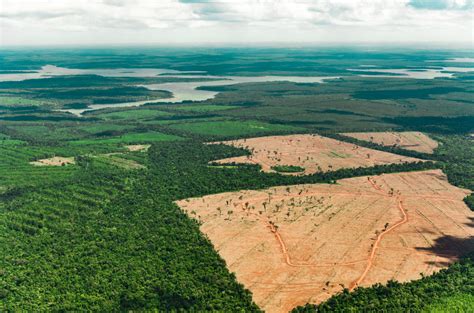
[342,131,439,154]
[176,169,473,313]
[211,134,421,175]
[125,144,151,152]
[30,156,75,166]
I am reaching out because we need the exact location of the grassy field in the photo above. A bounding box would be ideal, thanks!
[0,96,48,107]
[0,133,26,146]
[423,294,474,312]
[94,109,173,120]
[0,145,80,189]
[70,131,183,145]
[170,104,241,112]
[169,120,302,137]
[77,123,135,134]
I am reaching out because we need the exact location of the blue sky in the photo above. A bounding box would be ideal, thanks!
[408,0,473,9]
[0,0,472,46]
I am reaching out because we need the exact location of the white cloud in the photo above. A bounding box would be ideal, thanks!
[0,0,472,45]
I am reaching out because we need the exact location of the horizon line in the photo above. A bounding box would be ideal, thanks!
[1,41,473,50]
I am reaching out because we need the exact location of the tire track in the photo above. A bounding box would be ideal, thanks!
[349,177,409,290]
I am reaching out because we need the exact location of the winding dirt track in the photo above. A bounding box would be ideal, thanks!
[349,178,409,290]
[248,205,367,268]
[176,170,473,313]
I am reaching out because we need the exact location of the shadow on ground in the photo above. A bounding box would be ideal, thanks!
[416,233,474,268]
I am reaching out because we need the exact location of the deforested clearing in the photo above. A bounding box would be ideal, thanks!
[30,156,75,166]
[125,144,151,152]
[342,131,439,154]
[176,169,473,313]
[211,134,421,175]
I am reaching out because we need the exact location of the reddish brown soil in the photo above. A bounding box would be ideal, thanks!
[342,131,439,154]
[211,134,421,175]
[176,170,473,313]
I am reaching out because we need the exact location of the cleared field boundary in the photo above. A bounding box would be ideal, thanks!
[176,170,473,313]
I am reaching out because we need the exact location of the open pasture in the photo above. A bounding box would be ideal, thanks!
[212,134,421,175]
[169,120,302,137]
[0,96,48,107]
[94,108,173,120]
[170,104,241,112]
[0,145,79,189]
[92,153,145,170]
[69,131,182,145]
[176,170,473,313]
[342,131,439,154]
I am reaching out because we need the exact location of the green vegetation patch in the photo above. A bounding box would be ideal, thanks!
[0,133,26,146]
[172,104,241,112]
[77,124,135,134]
[0,145,82,189]
[95,109,173,120]
[352,87,464,100]
[170,120,302,137]
[0,139,26,146]
[0,96,47,107]
[70,131,183,145]
[92,154,145,170]
[271,165,305,173]
[292,255,474,312]
[422,293,474,312]
[6,125,50,138]
[5,124,86,142]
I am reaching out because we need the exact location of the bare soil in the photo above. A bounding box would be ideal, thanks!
[211,134,421,175]
[176,170,473,313]
[125,144,151,152]
[342,131,439,154]
[30,156,75,166]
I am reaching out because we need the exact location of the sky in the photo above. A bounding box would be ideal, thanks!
[0,0,473,46]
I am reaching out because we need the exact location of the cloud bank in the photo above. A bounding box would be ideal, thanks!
[0,0,472,46]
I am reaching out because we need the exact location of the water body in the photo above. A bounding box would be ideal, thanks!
[443,58,474,63]
[347,67,474,79]
[2,64,473,115]
[63,75,338,115]
[0,65,202,82]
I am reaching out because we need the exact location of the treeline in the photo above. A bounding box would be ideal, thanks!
[324,133,434,160]
[326,133,474,211]
[292,253,474,312]
[1,140,438,311]
[384,116,474,134]
[434,134,474,211]
[291,133,474,312]
[1,126,471,312]
[0,159,261,312]
[147,141,438,200]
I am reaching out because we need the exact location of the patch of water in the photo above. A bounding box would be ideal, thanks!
[63,75,339,115]
[347,66,474,79]
[444,58,474,63]
[4,63,472,116]
[0,65,203,82]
